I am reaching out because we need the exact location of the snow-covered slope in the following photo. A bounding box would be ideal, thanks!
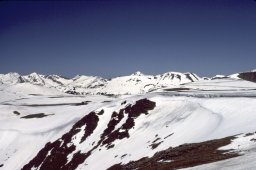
[23,73,73,87]
[0,76,256,170]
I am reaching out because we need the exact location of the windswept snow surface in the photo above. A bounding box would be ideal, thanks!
[0,78,256,169]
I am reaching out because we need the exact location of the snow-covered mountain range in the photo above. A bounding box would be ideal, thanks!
[0,70,256,170]
[1,70,255,96]
[0,71,200,95]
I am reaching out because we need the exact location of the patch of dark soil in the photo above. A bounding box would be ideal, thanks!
[149,136,163,149]
[29,94,42,96]
[74,101,91,106]
[108,136,239,170]
[152,137,161,143]
[150,141,163,149]
[164,133,174,139]
[22,112,99,170]
[121,101,127,105]
[21,113,54,119]
[121,154,127,159]
[48,96,64,98]
[97,109,104,115]
[16,97,28,100]
[164,88,190,92]
[102,100,112,103]
[2,103,12,106]
[21,101,90,107]
[250,138,256,142]
[245,132,255,137]
[0,164,3,167]
[13,111,20,115]
[107,144,115,149]
[238,72,256,83]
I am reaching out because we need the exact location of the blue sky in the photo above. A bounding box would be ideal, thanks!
[0,0,256,78]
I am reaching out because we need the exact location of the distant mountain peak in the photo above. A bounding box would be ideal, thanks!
[28,72,41,77]
[131,71,144,76]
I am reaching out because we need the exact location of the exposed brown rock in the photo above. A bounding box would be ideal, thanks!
[22,112,99,170]
[108,136,239,170]
[100,99,156,148]
[238,72,256,83]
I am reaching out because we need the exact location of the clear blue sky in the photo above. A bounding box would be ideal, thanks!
[1,0,256,78]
